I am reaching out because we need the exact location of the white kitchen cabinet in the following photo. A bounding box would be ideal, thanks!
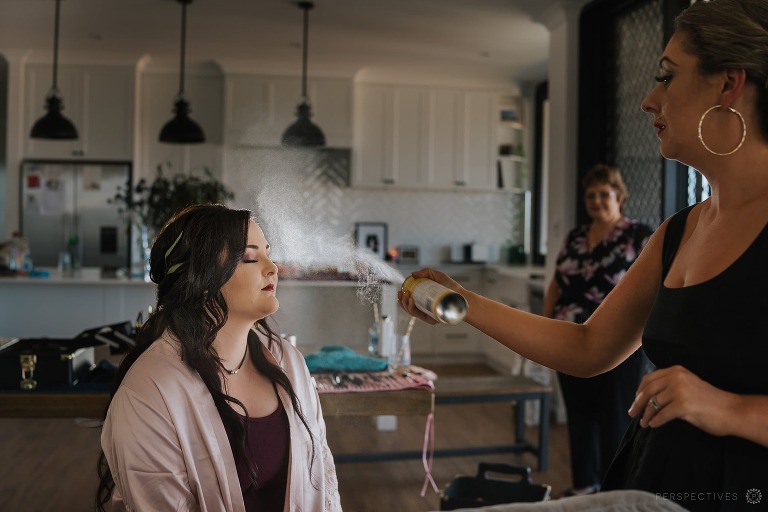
[484,268,528,310]
[428,89,462,188]
[224,75,352,148]
[458,91,497,191]
[355,84,513,191]
[353,84,429,188]
[138,71,223,181]
[481,266,544,373]
[24,64,134,161]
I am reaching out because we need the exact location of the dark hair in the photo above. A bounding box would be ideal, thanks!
[582,163,628,212]
[675,0,768,140]
[96,203,316,510]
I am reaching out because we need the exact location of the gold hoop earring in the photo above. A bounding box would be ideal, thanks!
[698,105,746,156]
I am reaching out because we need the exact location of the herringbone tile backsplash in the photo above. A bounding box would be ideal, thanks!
[224,147,522,266]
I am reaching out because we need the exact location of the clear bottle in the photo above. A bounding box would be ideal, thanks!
[368,320,380,356]
[398,334,411,367]
[6,232,20,272]
[67,235,81,276]
[401,276,468,325]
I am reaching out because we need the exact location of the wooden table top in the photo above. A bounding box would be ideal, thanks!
[0,388,435,419]
[0,364,550,419]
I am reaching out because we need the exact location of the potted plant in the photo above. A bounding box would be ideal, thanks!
[110,162,235,232]
[109,163,235,278]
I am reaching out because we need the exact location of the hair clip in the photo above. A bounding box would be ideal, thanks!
[164,231,184,275]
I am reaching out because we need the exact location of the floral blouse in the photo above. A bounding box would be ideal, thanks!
[553,217,652,324]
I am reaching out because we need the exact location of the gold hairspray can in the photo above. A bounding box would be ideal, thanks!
[401,276,468,325]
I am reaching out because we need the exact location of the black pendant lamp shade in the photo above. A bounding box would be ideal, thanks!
[30,0,78,140]
[282,2,326,147]
[159,0,205,144]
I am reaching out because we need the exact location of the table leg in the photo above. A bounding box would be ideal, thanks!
[514,399,526,443]
[537,392,551,471]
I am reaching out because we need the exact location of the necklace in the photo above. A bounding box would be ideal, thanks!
[225,344,248,375]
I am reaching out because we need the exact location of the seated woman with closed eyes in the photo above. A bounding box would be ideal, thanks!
[96,203,342,511]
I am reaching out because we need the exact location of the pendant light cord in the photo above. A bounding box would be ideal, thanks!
[178,0,187,99]
[301,4,309,101]
[51,0,61,94]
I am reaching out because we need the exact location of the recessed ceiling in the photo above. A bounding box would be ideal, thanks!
[0,0,556,82]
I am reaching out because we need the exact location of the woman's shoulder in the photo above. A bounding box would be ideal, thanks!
[119,336,199,396]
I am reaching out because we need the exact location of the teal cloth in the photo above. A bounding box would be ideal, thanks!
[304,345,388,373]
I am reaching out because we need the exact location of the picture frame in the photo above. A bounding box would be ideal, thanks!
[354,222,388,260]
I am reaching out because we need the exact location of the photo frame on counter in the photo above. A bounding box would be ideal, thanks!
[354,222,388,259]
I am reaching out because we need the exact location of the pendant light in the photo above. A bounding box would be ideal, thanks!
[159,0,205,144]
[281,1,326,147]
[30,0,78,140]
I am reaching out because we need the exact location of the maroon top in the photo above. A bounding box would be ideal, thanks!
[223,399,290,511]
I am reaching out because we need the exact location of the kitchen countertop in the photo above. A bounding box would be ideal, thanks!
[0,268,153,286]
[1,268,399,288]
[486,263,546,282]
[392,262,546,283]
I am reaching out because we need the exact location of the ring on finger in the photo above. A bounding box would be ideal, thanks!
[649,396,662,411]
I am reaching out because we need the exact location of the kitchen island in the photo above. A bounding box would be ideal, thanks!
[0,269,398,352]
[0,269,155,339]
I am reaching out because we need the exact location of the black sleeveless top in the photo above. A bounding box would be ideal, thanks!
[602,205,768,512]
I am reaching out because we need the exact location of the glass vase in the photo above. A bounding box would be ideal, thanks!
[132,223,153,282]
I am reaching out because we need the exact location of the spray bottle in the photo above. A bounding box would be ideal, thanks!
[401,276,468,325]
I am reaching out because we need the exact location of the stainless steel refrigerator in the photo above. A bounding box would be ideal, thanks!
[19,160,132,269]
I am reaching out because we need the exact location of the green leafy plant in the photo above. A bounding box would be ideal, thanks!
[110,163,235,231]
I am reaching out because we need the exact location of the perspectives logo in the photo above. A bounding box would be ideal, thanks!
[656,489,763,505]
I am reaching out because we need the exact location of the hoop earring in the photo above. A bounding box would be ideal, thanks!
[698,105,746,156]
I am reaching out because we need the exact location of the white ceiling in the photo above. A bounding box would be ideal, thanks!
[0,0,558,83]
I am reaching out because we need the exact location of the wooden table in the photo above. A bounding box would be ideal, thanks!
[435,373,552,471]
[0,366,551,470]
[332,369,552,470]
[0,388,435,419]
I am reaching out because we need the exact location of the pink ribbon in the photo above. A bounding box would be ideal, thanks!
[420,412,438,496]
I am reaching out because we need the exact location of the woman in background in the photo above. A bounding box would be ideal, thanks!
[400,1,768,510]
[96,204,341,511]
[543,164,652,497]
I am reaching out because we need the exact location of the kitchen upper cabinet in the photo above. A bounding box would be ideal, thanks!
[354,84,429,189]
[354,84,509,191]
[460,91,496,190]
[224,75,352,147]
[24,64,134,161]
[428,90,496,191]
[353,84,391,187]
[138,72,223,180]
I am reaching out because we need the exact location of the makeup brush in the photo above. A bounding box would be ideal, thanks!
[405,316,416,337]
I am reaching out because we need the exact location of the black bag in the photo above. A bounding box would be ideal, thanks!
[0,338,96,390]
[440,463,551,510]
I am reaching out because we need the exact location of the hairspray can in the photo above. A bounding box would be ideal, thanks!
[401,276,468,325]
